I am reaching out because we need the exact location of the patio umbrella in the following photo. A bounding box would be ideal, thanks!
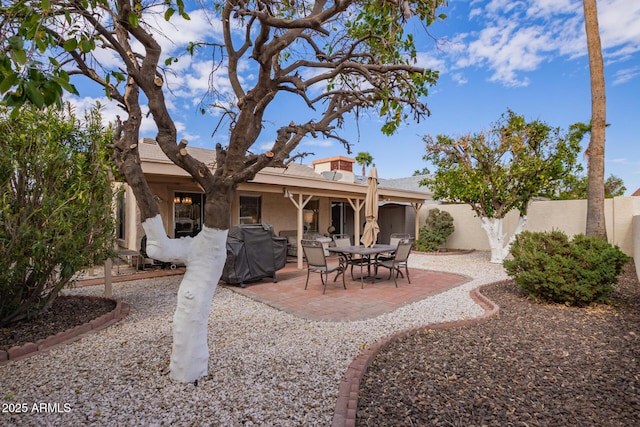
[360,166,380,247]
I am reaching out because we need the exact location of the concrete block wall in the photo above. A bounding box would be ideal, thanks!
[422,197,640,279]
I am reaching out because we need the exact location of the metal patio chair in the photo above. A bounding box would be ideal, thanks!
[332,233,371,280]
[302,239,346,294]
[374,239,413,287]
[378,233,411,262]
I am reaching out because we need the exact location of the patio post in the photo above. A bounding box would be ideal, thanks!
[287,192,313,269]
[412,202,423,240]
[104,258,113,298]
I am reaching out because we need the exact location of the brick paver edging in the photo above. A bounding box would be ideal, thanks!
[0,297,130,366]
[331,283,502,427]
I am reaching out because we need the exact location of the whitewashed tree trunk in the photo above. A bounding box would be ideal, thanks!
[479,215,527,263]
[142,215,228,383]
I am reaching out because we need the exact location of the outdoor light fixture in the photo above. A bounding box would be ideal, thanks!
[283,188,293,198]
[174,195,193,204]
[303,210,315,224]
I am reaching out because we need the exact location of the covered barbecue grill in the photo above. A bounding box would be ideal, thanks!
[221,223,287,287]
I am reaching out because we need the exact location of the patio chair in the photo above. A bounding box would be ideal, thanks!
[332,234,371,280]
[332,234,351,248]
[301,239,346,294]
[375,239,413,287]
[378,233,411,262]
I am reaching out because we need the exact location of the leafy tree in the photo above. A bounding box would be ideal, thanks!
[583,0,607,239]
[0,103,116,326]
[420,110,582,263]
[355,152,374,176]
[556,173,626,199]
[604,174,626,197]
[0,0,447,382]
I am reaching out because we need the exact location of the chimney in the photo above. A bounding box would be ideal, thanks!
[312,156,355,183]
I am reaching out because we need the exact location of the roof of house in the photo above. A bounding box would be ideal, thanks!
[379,175,431,193]
[137,139,432,203]
[633,188,640,197]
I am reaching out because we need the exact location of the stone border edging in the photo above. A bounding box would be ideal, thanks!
[0,297,130,366]
[331,283,501,427]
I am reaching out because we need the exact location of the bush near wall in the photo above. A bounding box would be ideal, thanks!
[415,208,455,252]
[504,230,630,306]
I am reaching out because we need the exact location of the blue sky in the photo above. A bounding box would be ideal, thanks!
[69,0,640,194]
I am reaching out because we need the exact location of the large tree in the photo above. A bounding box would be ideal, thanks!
[420,110,582,263]
[583,0,607,238]
[0,0,447,383]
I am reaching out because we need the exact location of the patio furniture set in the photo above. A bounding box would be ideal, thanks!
[302,233,413,294]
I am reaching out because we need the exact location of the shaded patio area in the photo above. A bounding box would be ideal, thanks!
[222,260,470,321]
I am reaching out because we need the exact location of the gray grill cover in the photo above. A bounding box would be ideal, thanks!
[222,224,287,286]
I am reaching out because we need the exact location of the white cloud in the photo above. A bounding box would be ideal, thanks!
[598,0,640,56]
[525,0,580,19]
[415,53,447,71]
[441,0,640,87]
[301,138,335,148]
[66,95,157,136]
[463,20,555,86]
[257,141,276,151]
[143,7,224,57]
[450,72,468,85]
[609,158,628,164]
[612,66,640,85]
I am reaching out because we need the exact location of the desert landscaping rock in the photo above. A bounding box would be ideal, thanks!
[1,252,636,426]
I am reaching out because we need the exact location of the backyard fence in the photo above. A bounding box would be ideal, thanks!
[420,196,640,280]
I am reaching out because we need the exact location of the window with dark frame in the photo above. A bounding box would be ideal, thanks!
[239,195,261,224]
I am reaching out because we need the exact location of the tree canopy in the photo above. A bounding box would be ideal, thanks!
[420,110,583,263]
[556,173,626,200]
[0,0,448,229]
[420,110,583,219]
[355,152,374,176]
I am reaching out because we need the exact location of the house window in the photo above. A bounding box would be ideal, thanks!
[116,191,126,240]
[174,192,203,237]
[239,195,261,224]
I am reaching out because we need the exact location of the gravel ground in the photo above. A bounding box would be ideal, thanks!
[357,262,640,427]
[1,252,511,426]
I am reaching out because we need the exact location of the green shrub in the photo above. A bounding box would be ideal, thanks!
[0,104,117,326]
[415,208,455,252]
[504,230,630,306]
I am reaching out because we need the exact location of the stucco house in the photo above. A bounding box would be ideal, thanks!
[116,139,432,268]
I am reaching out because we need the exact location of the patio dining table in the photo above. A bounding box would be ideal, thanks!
[328,244,396,288]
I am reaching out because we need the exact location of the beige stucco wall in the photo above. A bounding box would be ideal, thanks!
[235,192,334,236]
[423,197,639,257]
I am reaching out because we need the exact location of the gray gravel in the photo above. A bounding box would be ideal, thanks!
[0,251,507,426]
